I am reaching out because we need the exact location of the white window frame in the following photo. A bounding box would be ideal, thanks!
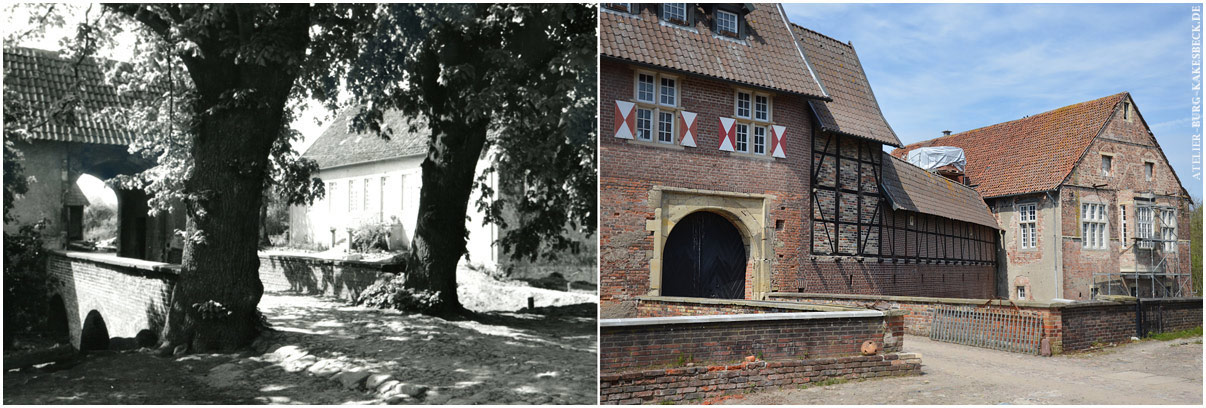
[731,89,774,156]
[657,110,675,144]
[632,70,682,145]
[635,107,653,141]
[1016,286,1026,300]
[636,72,655,103]
[1119,204,1128,246]
[754,94,770,121]
[734,90,751,119]
[662,3,688,25]
[1018,203,1037,249]
[347,180,356,213]
[734,123,749,153]
[1136,205,1154,249]
[659,75,678,107]
[1160,208,1176,252]
[1081,202,1108,250]
[715,9,738,36]
[752,125,767,155]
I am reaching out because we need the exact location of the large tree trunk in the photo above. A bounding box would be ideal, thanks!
[402,117,490,314]
[155,5,311,353]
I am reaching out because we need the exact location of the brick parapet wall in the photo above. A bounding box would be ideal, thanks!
[634,296,861,318]
[46,251,179,350]
[600,309,894,372]
[258,253,401,303]
[599,353,922,404]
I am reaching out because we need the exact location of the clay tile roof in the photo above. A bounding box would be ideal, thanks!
[792,25,901,147]
[302,108,428,169]
[3,47,139,145]
[599,4,828,99]
[881,152,999,229]
[892,92,1128,199]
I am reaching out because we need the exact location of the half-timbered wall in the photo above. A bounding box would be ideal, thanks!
[811,131,883,256]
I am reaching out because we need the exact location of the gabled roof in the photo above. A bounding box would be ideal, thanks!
[792,25,902,147]
[3,47,138,145]
[893,93,1129,199]
[302,108,428,170]
[599,3,828,99]
[881,152,1000,229]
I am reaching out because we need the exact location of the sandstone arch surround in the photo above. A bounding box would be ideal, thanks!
[646,186,774,300]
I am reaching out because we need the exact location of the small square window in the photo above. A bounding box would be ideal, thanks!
[662,3,688,25]
[1016,286,1026,299]
[735,91,751,118]
[716,9,738,37]
[1100,155,1111,177]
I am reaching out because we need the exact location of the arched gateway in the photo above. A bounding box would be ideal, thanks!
[661,211,747,298]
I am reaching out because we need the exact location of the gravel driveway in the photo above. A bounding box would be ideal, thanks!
[726,334,1203,405]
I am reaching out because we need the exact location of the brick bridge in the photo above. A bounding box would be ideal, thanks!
[46,250,399,351]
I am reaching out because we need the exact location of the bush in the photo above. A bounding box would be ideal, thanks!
[3,221,51,345]
[351,222,390,252]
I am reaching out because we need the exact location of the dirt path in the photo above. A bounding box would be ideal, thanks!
[4,268,597,405]
[727,334,1203,405]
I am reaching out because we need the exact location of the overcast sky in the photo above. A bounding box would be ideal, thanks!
[784,3,1202,199]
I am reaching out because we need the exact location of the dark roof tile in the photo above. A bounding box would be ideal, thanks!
[881,152,999,229]
[793,25,901,147]
[302,108,428,169]
[3,47,138,145]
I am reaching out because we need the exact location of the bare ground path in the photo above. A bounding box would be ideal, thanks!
[4,268,597,405]
[726,334,1203,405]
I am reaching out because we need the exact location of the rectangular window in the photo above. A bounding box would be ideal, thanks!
[735,91,751,118]
[637,73,655,103]
[380,176,388,214]
[328,182,336,214]
[754,94,769,121]
[662,3,688,25]
[1018,204,1037,249]
[657,111,674,143]
[1160,209,1176,252]
[1120,205,1128,246]
[1100,155,1111,177]
[1123,101,1131,120]
[752,126,766,155]
[659,76,677,106]
[1144,162,1154,181]
[1016,286,1026,300]
[734,123,749,153]
[347,180,355,212]
[1081,203,1107,249]
[1137,206,1154,249]
[363,178,370,213]
[605,3,633,13]
[635,108,653,141]
[716,9,738,36]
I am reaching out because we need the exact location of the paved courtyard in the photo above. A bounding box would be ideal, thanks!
[725,334,1203,405]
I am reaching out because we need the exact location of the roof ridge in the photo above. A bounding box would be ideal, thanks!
[903,92,1129,148]
[883,150,984,195]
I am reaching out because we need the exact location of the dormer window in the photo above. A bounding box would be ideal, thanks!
[604,3,634,14]
[662,3,688,25]
[716,9,738,37]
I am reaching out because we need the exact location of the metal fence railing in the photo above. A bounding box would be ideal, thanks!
[929,305,1044,354]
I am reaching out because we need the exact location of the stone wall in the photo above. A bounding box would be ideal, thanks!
[599,353,921,404]
[258,252,401,303]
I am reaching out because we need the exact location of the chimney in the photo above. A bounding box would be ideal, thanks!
[942,130,952,137]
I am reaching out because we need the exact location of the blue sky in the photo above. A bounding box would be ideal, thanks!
[784,3,1203,199]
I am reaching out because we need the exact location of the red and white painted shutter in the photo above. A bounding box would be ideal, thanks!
[717,117,736,151]
[614,100,635,139]
[679,111,698,147]
[770,125,787,158]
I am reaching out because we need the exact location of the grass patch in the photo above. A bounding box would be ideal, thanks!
[1147,326,1202,341]
[797,376,850,389]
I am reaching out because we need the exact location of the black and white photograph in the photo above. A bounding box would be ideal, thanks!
[2,3,597,404]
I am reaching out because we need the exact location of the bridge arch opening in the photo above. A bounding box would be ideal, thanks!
[46,294,70,344]
[80,310,110,351]
[661,211,748,299]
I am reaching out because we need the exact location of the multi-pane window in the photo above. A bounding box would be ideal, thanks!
[734,123,749,153]
[752,126,766,155]
[363,178,370,212]
[657,111,674,143]
[637,73,655,103]
[735,91,751,118]
[380,176,388,214]
[1119,205,1128,246]
[347,180,356,212]
[1018,204,1037,249]
[1016,286,1026,300]
[1100,155,1111,177]
[754,95,769,121]
[716,9,738,36]
[604,3,634,13]
[662,3,688,25]
[328,182,337,214]
[1081,203,1107,249]
[1160,209,1176,252]
[1137,206,1154,249]
[635,108,653,141]
[659,77,677,106]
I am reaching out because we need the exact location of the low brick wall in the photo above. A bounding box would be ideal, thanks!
[47,251,179,350]
[601,302,905,372]
[769,292,1203,355]
[634,296,860,317]
[599,353,922,404]
[258,252,402,302]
